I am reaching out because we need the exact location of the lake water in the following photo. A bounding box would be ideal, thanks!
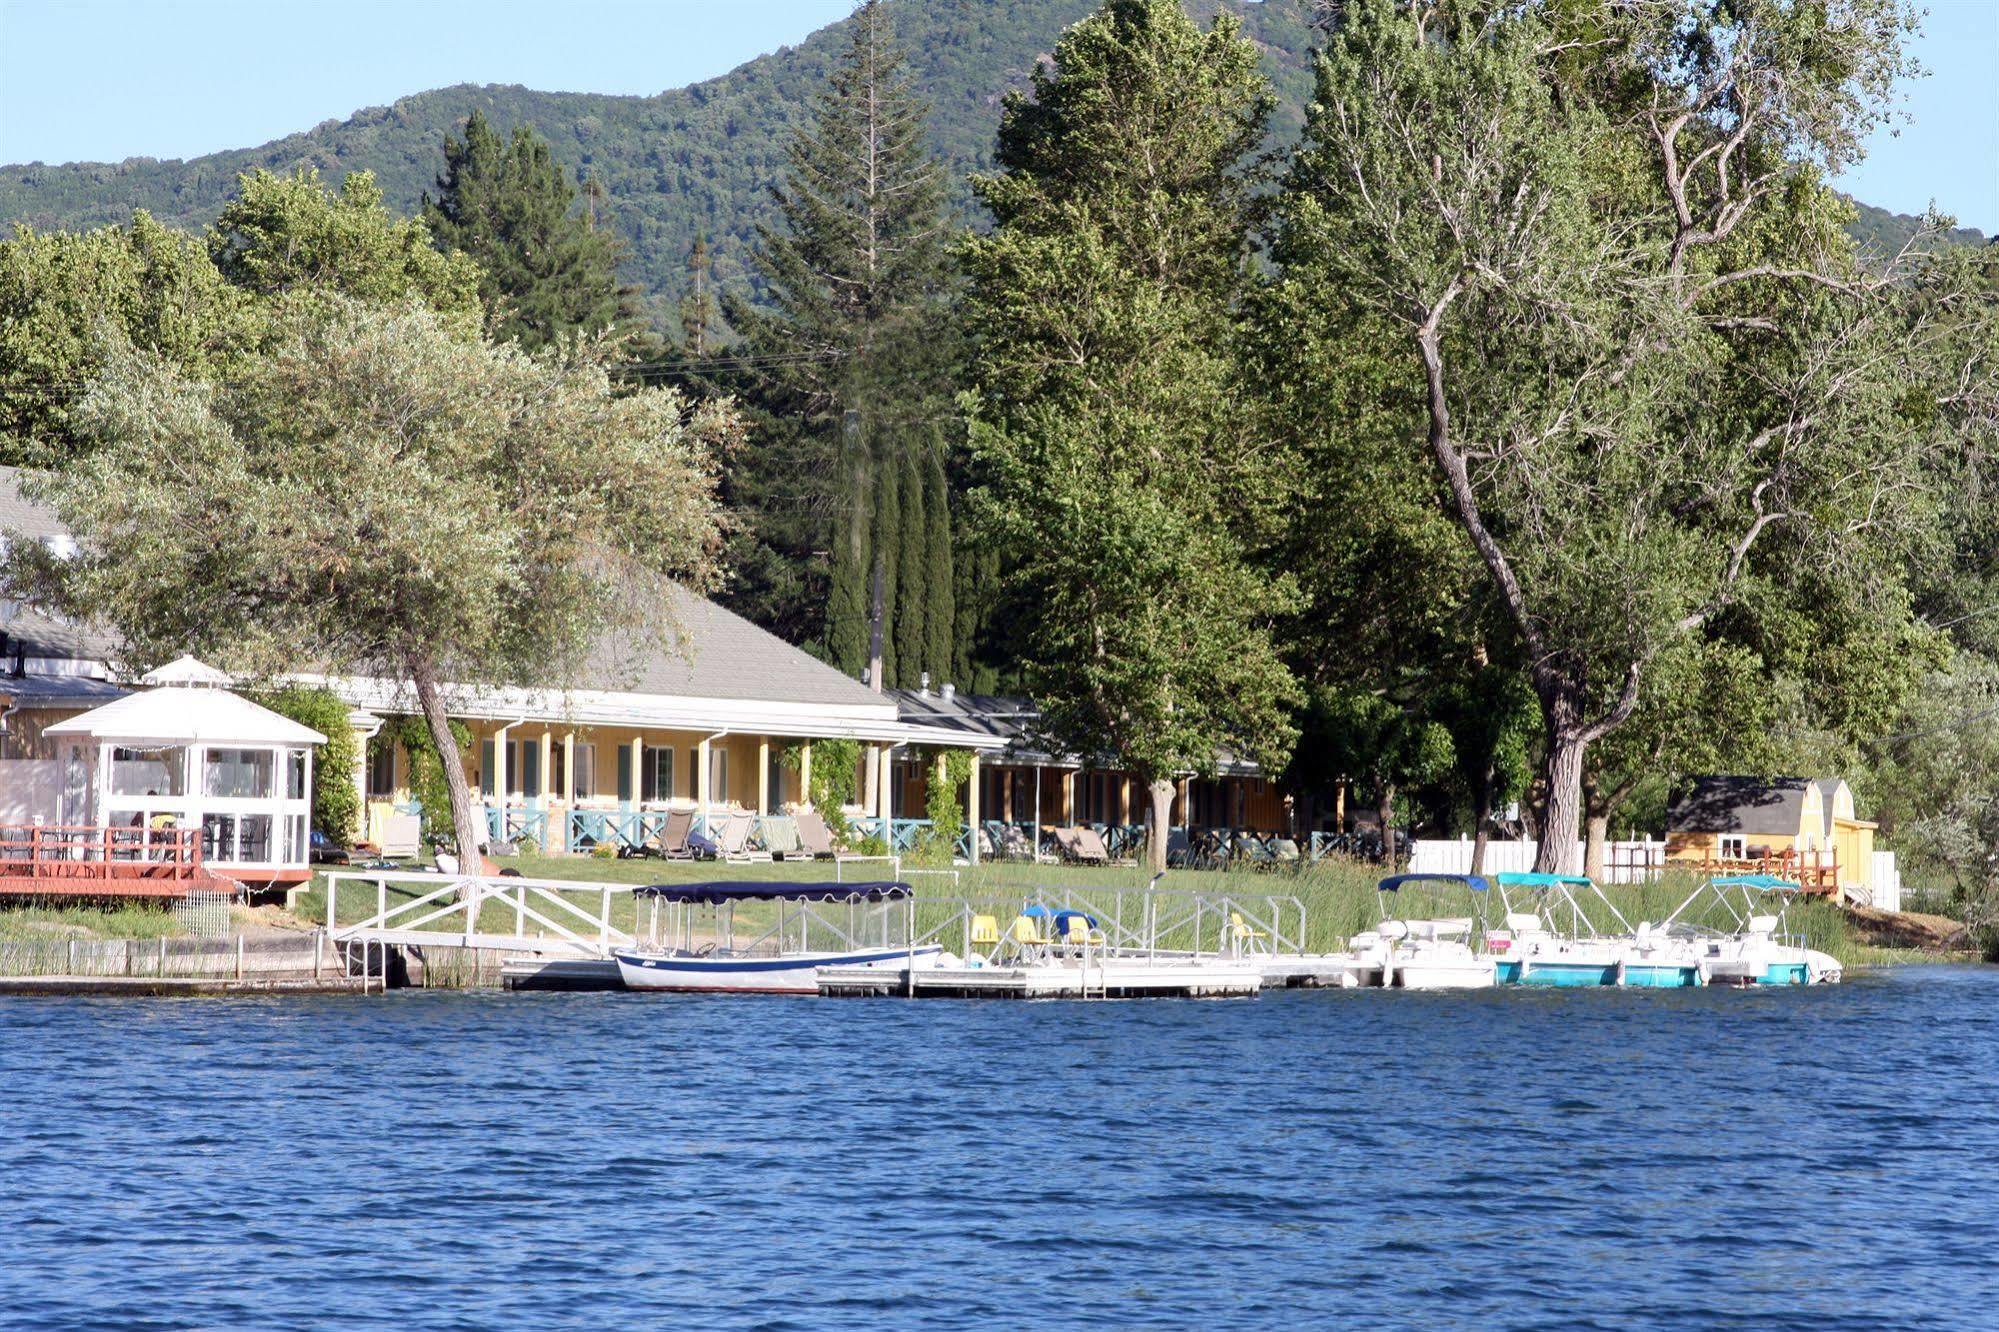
[2,968,1996,1330]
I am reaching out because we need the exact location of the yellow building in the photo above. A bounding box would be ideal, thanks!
[302,588,1006,856]
[1666,775,1874,896]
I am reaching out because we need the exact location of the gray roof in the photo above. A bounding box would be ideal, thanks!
[1667,776,1814,837]
[0,671,128,709]
[0,466,66,542]
[580,584,886,708]
[889,687,1263,774]
[1,604,123,666]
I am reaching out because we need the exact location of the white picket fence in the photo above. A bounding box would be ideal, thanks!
[1409,836,1902,911]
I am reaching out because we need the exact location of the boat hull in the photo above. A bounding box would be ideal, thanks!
[612,945,942,994]
[1393,959,1496,990]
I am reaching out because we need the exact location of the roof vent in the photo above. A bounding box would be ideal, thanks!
[919,671,931,695]
[940,682,956,703]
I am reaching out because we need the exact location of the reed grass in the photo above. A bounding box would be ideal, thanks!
[0,902,186,942]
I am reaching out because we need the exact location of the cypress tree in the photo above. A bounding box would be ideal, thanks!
[924,441,955,687]
[679,235,717,357]
[719,0,957,673]
[894,443,928,686]
[872,449,902,688]
[423,110,638,350]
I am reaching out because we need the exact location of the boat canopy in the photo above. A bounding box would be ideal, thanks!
[1710,874,1804,892]
[636,881,911,904]
[1377,873,1491,893]
[1493,872,1594,889]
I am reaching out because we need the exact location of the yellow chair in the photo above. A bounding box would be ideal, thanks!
[969,914,1001,954]
[1062,914,1105,947]
[1227,911,1267,952]
[1011,914,1050,959]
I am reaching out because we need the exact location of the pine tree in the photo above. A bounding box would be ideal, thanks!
[894,444,928,686]
[423,110,638,350]
[679,235,717,357]
[923,441,956,687]
[719,0,958,676]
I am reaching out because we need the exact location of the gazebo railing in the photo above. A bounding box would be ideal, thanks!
[0,824,203,882]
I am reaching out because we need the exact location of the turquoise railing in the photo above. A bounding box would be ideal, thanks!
[484,807,549,848]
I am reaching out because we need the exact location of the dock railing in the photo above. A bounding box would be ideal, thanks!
[902,884,1308,965]
[326,869,638,958]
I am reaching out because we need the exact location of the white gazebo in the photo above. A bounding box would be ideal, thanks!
[43,662,325,886]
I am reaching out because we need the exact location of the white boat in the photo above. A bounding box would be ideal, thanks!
[1487,873,1707,987]
[1660,874,1843,986]
[1334,875,1499,989]
[615,943,942,994]
[615,879,938,995]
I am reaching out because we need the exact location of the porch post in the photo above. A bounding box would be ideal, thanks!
[862,743,880,820]
[696,736,712,833]
[561,730,576,852]
[1117,775,1131,828]
[627,736,644,810]
[878,745,895,820]
[1061,769,1074,824]
[798,741,813,811]
[967,753,981,865]
[537,729,552,808]
[1033,764,1043,861]
[757,738,771,816]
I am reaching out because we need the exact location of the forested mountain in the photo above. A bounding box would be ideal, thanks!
[2,0,1967,329]
[0,1,1313,327]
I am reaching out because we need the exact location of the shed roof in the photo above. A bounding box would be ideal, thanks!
[45,687,325,747]
[1667,776,1815,836]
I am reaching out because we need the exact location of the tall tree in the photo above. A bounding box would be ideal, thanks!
[5,293,731,873]
[422,111,638,350]
[963,0,1300,871]
[894,441,928,683]
[679,234,719,357]
[720,0,959,680]
[1276,0,1945,872]
[923,441,956,687]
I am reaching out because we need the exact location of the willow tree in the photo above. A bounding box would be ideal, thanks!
[963,0,1299,870]
[1275,0,1940,872]
[9,293,730,870]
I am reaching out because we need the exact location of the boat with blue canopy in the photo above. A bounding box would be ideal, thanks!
[1657,874,1842,986]
[1338,874,1497,989]
[611,880,944,994]
[1489,872,1705,988]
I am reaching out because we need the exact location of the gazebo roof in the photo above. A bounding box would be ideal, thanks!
[44,686,325,748]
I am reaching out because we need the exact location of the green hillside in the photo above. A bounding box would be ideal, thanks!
[0,0,1971,328]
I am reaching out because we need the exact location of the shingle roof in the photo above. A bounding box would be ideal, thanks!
[1667,776,1812,836]
[888,687,1264,774]
[1,604,123,666]
[577,584,884,707]
[0,672,127,709]
[0,466,66,542]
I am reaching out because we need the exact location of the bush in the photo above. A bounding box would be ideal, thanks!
[255,685,359,844]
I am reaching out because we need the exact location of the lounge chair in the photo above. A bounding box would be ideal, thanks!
[1056,825,1110,865]
[794,808,839,859]
[629,808,695,860]
[1166,827,1194,868]
[714,811,772,862]
[760,815,803,859]
[376,813,423,860]
[986,821,1036,860]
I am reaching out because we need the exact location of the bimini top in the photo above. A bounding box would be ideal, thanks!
[1494,872,1595,889]
[1711,874,1804,892]
[636,881,910,904]
[1377,873,1491,893]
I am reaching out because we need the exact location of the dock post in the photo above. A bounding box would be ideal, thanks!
[905,895,915,998]
[67,938,74,974]
[314,930,322,979]
[158,936,166,977]
[235,933,244,980]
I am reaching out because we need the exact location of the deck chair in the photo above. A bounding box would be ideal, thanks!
[376,813,422,860]
[759,815,803,859]
[715,811,772,863]
[656,808,696,860]
[794,807,838,859]
[969,913,1001,962]
[989,821,1036,861]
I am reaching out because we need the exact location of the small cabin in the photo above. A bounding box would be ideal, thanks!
[1666,775,1875,897]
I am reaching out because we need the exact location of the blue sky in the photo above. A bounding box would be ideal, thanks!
[0,0,1993,230]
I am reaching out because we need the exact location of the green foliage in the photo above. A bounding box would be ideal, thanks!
[964,0,1301,819]
[254,684,360,843]
[422,111,639,350]
[917,748,976,861]
[0,211,249,464]
[376,714,473,842]
[783,737,860,839]
[208,169,480,319]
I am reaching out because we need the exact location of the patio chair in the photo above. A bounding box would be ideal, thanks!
[1226,910,1269,954]
[969,913,1001,962]
[652,808,696,860]
[376,813,422,860]
[1068,826,1113,865]
[1010,914,1051,962]
[989,821,1036,861]
[760,815,804,859]
[714,811,772,863]
[1060,912,1106,948]
[794,808,843,859]
[1236,832,1277,871]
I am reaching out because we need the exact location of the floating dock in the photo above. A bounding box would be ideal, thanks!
[817,958,1263,999]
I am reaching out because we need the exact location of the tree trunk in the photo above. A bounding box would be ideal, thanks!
[1147,778,1176,874]
[1584,813,1610,883]
[409,654,483,877]
[1470,766,1494,876]
[1376,781,1397,868]
[1535,719,1588,876]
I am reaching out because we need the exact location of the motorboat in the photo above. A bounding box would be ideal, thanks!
[1658,874,1843,986]
[612,879,942,994]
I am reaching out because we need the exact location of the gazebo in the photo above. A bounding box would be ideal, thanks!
[18,658,325,894]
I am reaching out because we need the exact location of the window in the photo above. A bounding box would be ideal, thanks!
[767,750,786,813]
[112,747,186,797]
[573,744,595,800]
[710,747,728,803]
[549,743,566,800]
[237,815,272,862]
[201,813,236,861]
[1719,835,1747,860]
[641,746,675,803]
[287,750,308,800]
[204,748,273,799]
[367,739,396,798]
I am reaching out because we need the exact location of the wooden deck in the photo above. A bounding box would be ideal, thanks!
[0,825,226,899]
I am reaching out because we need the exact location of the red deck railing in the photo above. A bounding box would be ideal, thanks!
[0,824,207,894]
